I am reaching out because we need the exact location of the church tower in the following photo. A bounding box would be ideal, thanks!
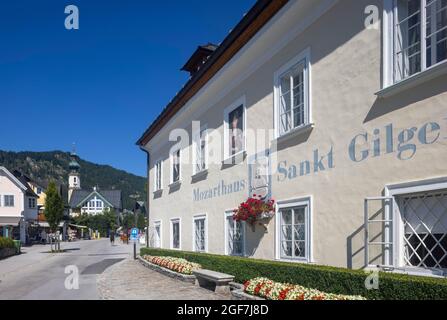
[68,146,81,202]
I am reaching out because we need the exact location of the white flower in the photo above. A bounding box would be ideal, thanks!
[143,255,201,275]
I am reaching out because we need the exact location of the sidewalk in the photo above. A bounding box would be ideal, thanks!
[0,243,60,279]
[97,258,230,300]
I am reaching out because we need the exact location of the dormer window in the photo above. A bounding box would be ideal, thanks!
[181,43,218,77]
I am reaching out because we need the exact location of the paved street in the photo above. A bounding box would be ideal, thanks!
[0,239,227,300]
[0,239,135,300]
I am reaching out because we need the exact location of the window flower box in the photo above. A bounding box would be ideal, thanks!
[233,195,275,227]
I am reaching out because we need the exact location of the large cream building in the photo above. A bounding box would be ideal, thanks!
[138,0,447,277]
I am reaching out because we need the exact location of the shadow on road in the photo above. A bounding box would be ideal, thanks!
[81,258,125,275]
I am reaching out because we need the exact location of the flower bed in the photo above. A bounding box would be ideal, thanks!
[142,255,201,275]
[244,278,366,300]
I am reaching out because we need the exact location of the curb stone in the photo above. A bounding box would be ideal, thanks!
[97,258,128,300]
[231,289,265,300]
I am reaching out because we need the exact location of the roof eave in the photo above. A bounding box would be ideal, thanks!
[136,0,289,147]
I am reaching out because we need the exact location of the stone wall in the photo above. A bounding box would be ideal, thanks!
[0,248,17,260]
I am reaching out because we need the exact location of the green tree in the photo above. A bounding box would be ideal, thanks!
[73,210,118,237]
[73,213,90,227]
[137,212,146,230]
[44,181,64,233]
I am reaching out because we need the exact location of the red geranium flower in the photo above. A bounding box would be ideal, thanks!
[233,195,275,225]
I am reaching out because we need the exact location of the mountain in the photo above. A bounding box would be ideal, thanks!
[0,150,146,210]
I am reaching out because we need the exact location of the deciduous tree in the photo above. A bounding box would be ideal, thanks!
[44,181,64,233]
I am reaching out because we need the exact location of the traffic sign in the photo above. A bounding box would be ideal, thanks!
[130,228,139,241]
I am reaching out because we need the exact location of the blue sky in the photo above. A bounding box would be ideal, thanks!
[0,0,255,177]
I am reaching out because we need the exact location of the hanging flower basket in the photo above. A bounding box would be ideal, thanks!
[233,194,275,227]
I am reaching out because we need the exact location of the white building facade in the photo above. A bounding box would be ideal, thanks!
[138,0,447,276]
[0,167,38,244]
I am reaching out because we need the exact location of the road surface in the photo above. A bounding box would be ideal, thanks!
[0,238,136,300]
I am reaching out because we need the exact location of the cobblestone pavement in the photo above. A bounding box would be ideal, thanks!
[97,259,231,300]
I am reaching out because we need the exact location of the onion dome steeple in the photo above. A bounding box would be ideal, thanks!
[68,144,81,201]
[69,144,81,173]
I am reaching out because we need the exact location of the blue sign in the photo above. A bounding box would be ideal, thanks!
[130,228,139,241]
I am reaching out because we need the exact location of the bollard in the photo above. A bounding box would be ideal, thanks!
[133,241,136,260]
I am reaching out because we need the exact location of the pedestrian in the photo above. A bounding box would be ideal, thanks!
[40,230,47,244]
[110,232,115,245]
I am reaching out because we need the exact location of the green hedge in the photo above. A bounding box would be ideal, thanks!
[0,237,16,249]
[140,247,447,300]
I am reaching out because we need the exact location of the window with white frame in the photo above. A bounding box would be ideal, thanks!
[171,219,181,249]
[4,195,14,207]
[193,215,207,252]
[171,149,181,184]
[388,0,447,84]
[277,199,311,261]
[274,49,310,137]
[153,221,161,248]
[396,189,447,270]
[224,97,246,159]
[154,160,163,191]
[225,213,245,256]
[193,127,208,175]
[81,196,107,214]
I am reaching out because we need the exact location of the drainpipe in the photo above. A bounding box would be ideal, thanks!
[139,146,150,248]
